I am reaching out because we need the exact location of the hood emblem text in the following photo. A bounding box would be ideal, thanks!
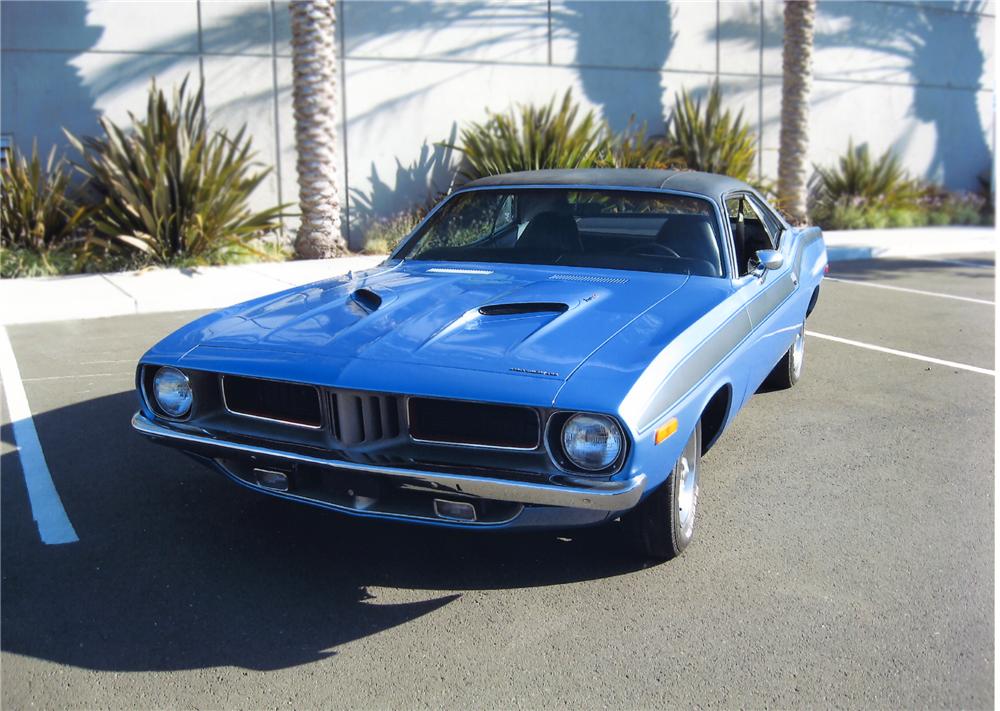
[510,367,560,377]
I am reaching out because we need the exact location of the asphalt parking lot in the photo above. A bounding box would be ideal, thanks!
[1,253,994,709]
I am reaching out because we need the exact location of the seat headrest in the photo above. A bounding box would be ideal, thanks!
[654,214,722,277]
[517,211,580,251]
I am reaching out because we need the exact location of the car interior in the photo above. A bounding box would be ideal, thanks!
[726,194,780,277]
[406,189,730,278]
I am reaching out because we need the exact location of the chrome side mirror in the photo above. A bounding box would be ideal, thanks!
[755,249,784,272]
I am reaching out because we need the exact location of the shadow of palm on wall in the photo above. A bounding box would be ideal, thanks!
[717,0,992,189]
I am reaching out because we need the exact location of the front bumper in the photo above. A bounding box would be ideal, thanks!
[132,412,646,520]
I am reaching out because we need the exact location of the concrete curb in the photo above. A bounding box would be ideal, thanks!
[823,226,995,261]
[0,256,384,326]
[0,227,993,326]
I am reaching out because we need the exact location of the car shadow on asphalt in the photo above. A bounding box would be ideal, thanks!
[1,391,645,673]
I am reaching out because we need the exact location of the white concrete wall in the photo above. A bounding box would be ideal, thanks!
[2,1,994,249]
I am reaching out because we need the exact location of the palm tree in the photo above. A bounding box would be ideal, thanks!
[289,0,345,258]
[777,0,816,224]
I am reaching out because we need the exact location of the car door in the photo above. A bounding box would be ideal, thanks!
[726,193,801,398]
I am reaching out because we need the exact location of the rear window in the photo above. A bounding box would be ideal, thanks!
[397,188,725,277]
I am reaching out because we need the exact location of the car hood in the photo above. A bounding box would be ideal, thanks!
[180,261,690,382]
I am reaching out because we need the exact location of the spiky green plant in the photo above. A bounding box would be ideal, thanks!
[810,140,920,211]
[597,118,676,170]
[667,83,757,180]
[66,77,286,266]
[446,90,609,181]
[1,143,90,251]
[360,207,426,255]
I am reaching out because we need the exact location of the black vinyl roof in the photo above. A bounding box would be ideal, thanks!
[462,168,752,198]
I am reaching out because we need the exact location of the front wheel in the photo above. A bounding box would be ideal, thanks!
[765,318,806,389]
[626,422,701,560]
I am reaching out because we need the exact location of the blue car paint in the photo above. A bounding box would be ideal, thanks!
[135,184,827,531]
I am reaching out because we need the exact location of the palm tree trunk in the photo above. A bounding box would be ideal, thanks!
[289,0,345,258]
[777,0,816,224]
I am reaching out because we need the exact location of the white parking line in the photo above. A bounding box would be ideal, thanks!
[806,330,995,377]
[824,277,994,305]
[0,327,79,545]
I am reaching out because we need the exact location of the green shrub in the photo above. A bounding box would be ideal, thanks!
[0,245,80,279]
[666,82,757,180]
[810,140,921,225]
[597,118,676,170]
[361,208,426,255]
[66,77,285,267]
[446,90,608,181]
[0,143,92,276]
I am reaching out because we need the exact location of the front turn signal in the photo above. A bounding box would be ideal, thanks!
[654,418,678,445]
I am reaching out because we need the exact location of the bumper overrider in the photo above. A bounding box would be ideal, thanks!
[132,412,646,527]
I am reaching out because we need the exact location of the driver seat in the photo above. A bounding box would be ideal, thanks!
[654,215,722,277]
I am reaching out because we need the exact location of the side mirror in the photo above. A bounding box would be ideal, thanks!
[756,249,783,272]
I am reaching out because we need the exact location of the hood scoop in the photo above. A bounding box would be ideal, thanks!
[350,288,382,313]
[478,302,569,316]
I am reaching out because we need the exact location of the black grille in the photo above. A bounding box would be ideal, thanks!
[221,375,322,428]
[331,392,401,444]
[407,398,540,449]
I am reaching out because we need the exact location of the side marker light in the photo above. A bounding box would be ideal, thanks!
[654,418,678,445]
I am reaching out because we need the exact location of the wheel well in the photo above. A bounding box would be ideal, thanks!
[700,385,732,456]
[806,285,821,317]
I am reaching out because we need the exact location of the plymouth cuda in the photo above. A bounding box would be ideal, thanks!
[133,169,827,559]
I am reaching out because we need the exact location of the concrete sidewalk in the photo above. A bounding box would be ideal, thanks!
[0,226,994,326]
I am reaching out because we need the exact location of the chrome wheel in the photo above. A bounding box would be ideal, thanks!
[791,320,806,380]
[675,432,699,535]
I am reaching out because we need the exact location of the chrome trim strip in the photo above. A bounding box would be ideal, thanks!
[219,374,324,430]
[132,412,646,511]
[404,396,542,452]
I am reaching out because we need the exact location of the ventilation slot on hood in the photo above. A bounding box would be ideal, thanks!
[478,302,568,316]
[351,288,382,313]
[549,273,628,284]
[330,392,401,445]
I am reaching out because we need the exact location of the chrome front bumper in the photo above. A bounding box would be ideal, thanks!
[131,412,646,512]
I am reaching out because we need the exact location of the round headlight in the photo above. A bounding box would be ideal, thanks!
[560,414,623,471]
[152,366,192,418]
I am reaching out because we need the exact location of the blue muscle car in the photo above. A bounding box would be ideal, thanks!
[132,169,826,559]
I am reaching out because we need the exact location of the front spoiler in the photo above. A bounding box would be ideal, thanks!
[132,412,646,512]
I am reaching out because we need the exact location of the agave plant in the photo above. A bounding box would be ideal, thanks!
[667,83,757,181]
[66,77,285,266]
[597,118,676,170]
[1,142,90,252]
[810,140,921,212]
[446,90,609,181]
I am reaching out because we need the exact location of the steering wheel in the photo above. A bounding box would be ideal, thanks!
[624,242,680,258]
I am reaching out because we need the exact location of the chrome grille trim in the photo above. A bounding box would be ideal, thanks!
[330,391,402,445]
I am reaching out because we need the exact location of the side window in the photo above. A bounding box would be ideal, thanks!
[727,194,779,277]
[747,195,782,247]
[412,193,505,255]
[494,194,515,233]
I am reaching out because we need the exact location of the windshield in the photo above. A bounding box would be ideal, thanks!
[396,188,725,277]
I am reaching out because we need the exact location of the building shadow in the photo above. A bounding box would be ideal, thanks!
[553,1,675,131]
[717,1,992,190]
[0,1,102,159]
[1,390,644,673]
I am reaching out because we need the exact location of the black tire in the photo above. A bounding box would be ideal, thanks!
[765,318,806,389]
[626,422,701,561]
